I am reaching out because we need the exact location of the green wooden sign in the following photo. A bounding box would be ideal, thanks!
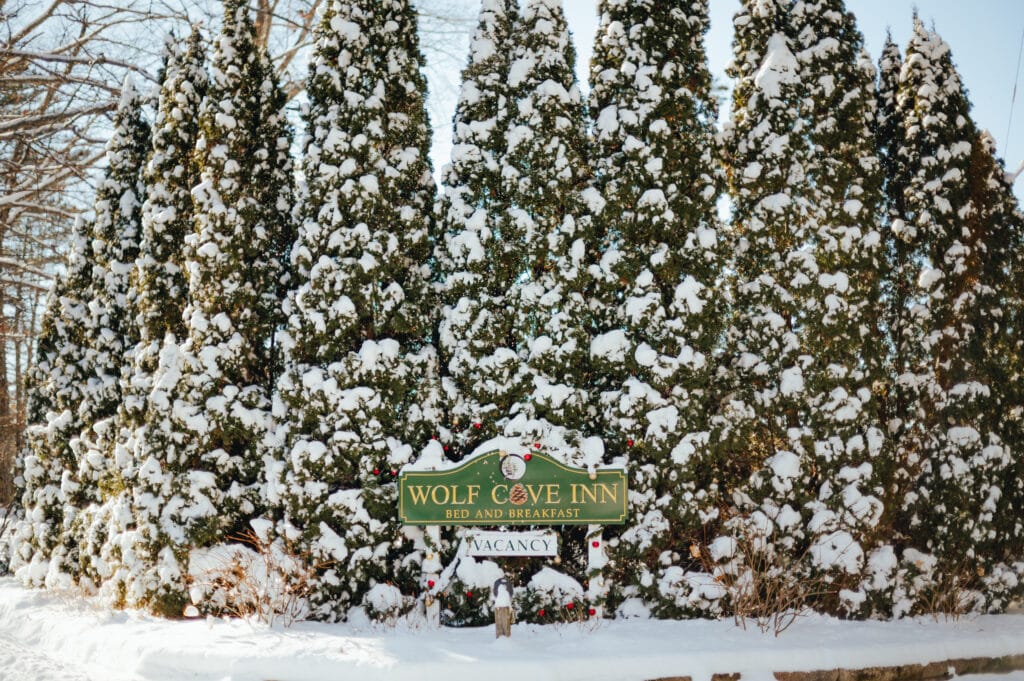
[398,450,627,526]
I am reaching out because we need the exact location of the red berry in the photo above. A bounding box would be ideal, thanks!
[431,435,437,440]
[523,453,532,461]
[533,442,541,449]
[465,591,473,598]
[474,422,482,429]
[372,468,380,475]
[588,608,596,616]
[566,602,574,610]
[390,469,397,476]
[592,541,600,548]
[538,609,545,617]
[443,445,449,451]
[427,580,435,588]
[627,439,634,447]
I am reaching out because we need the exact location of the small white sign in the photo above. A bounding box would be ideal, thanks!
[467,530,558,557]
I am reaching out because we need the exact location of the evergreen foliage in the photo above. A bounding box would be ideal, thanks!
[432,0,520,625]
[718,0,818,589]
[6,0,1024,626]
[588,0,726,618]
[271,0,437,621]
[146,0,296,596]
[11,220,94,585]
[121,31,210,614]
[892,19,1020,611]
[791,0,888,613]
[74,78,150,493]
[129,30,208,414]
[503,0,594,448]
[474,0,605,616]
[437,0,521,456]
[8,277,70,582]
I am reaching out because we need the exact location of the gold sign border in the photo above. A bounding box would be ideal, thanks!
[397,450,628,526]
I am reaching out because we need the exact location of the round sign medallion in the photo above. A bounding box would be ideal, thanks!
[500,454,527,480]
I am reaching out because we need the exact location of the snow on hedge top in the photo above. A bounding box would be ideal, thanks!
[404,436,616,473]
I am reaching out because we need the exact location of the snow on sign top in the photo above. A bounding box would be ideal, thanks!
[397,449,628,526]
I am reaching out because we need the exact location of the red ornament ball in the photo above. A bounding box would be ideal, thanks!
[390,469,397,476]
[588,608,596,616]
[443,445,449,451]
[427,580,435,588]
[523,453,532,461]
[627,439,634,447]
[372,468,380,475]
[465,591,473,598]
[538,609,545,617]
[592,541,600,548]
[566,602,574,610]
[533,442,541,449]
[474,422,482,429]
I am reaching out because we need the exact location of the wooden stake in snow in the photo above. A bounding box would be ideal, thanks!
[493,577,513,638]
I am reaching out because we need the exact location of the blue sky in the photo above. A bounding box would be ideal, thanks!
[561,0,1024,200]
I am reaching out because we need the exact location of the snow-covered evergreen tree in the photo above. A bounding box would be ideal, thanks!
[57,80,150,589]
[992,134,1024,601]
[271,0,436,621]
[494,0,599,615]
[128,29,208,418]
[73,77,150,491]
[115,30,210,615]
[151,0,295,587]
[969,131,1024,606]
[892,19,1014,613]
[587,0,726,618]
[503,0,594,448]
[876,34,904,202]
[9,219,94,585]
[7,278,67,581]
[791,0,887,612]
[717,0,817,585]
[437,0,521,456]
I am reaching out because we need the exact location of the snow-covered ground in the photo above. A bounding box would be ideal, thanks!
[2,578,1024,681]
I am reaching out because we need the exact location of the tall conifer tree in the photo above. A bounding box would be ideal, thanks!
[491,0,603,616]
[128,30,208,416]
[119,31,210,614]
[168,0,295,557]
[588,0,726,617]
[504,0,594,447]
[272,0,437,621]
[66,81,150,588]
[74,79,150,487]
[718,0,817,576]
[437,0,521,454]
[8,274,73,583]
[791,0,887,610]
[9,219,94,584]
[893,19,1014,611]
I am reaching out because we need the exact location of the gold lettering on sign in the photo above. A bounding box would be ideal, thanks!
[430,486,450,505]
[597,483,619,504]
[571,484,598,505]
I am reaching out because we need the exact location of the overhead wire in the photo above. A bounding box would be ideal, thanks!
[1003,26,1024,159]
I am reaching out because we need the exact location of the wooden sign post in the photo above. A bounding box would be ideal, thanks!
[493,577,513,638]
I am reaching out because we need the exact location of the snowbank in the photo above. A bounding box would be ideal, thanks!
[3,579,1024,681]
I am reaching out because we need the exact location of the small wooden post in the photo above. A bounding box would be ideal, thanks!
[586,524,607,618]
[493,577,513,638]
[423,526,442,627]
